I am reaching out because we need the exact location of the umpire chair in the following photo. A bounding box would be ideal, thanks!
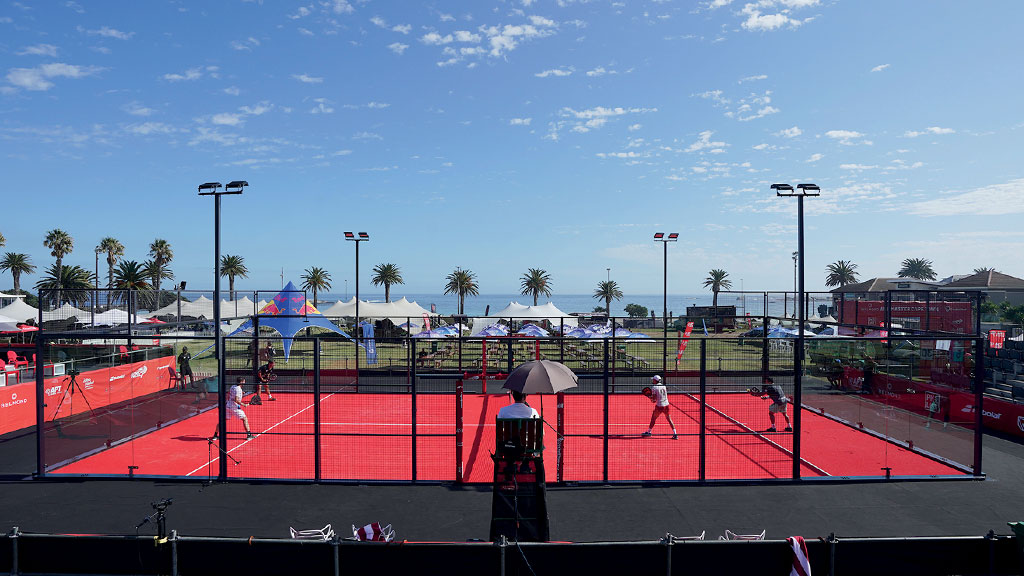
[490,417,550,542]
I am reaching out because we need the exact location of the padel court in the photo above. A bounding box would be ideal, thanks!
[49,386,964,482]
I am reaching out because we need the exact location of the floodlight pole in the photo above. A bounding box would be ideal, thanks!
[199,180,246,480]
[773,182,819,481]
[654,233,678,374]
[93,246,100,327]
[345,232,369,376]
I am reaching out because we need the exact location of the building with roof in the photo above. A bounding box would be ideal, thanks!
[940,270,1024,305]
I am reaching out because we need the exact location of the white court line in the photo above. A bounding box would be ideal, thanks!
[186,390,341,477]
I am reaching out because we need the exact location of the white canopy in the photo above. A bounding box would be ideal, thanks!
[42,303,91,322]
[0,299,38,323]
[90,309,140,326]
[323,297,433,327]
[470,302,578,336]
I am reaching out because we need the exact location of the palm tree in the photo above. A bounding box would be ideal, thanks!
[520,268,553,306]
[825,260,860,288]
[143,259,174,309]
[301,266,333,308]
[593,280,623,317]
[220,255,249,300]
[0,253,35,292]
[898,258,937,281]
[43,228,74,303]
[973,267,997,274]
[97,237,124,289]
[148,239,174,293]
[703,269,732,308]
[113,260,153,314]
[371,263,404,303]
[0,232,5,248]
[35,264,94,307]
[443,267,479,314]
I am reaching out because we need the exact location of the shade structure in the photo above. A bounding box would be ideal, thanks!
[502,360,579,394]
[0,299,39,323]
[517,324,549,337]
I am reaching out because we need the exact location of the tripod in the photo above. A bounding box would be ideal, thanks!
[136,498,173,540]
[51,369,96,437]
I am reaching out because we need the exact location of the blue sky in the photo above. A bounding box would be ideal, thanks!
[2,0,1023,297]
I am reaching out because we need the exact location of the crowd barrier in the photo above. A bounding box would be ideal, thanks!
[0,529,1017,576]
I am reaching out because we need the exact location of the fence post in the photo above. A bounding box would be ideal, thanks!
[974,336,984,476]
[35,332,46,478]
[603,339,610,483]
[412,341,418,483]
[456,378,464,483]
[170,529,178,576]
[699,339,707,482]
[314,337,322,482]
[557,391,564,483]
[10,526,19,576]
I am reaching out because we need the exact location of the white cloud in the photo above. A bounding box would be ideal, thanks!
[694,89,729,107]
[776,126,802,138]
[753,143,774,150]
[596,151,643,159]
[7,63,102,91]
[124,102,155,116]
[329,0,354,14]
[509,118,532,126]
[124,122,177,135]
[807,153,823,162]
[908,178,1024,217]
[332,149,353,156]
[738,73,767,83]
[904,126,955,138]
[587,66,617,77]
[223,86,240,96]
[231,37,261,51]
[708,0,733,7]
[162,67,202,82]
[825,129,868,145]
[685,130,728,153]
[240,101,272,115]
[290,7,311,19]
[393,24,411,34]
[870,63,890,72]
[536,67,573,77]
[353,131,383,140]
[18,44,58,57]
[65,1,85,14]
[292,73,324,83]
[310,98,334,114]
[738,0,819,31]
[628,123,642,131]
[388,42,409,55]
[211,113,242,126]
[78,25,134,40]
[839,163,876,170]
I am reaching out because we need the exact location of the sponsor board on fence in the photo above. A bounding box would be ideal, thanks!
[0,356,174,435]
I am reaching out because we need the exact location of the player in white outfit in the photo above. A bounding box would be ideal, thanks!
[642,375,677,439]
[211,377,254,440]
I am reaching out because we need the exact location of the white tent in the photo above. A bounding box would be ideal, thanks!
[0,299,38,323]
[323,297,433,327]
[42,303,91,322]
[470,302,578,336]
[90,309,140,326]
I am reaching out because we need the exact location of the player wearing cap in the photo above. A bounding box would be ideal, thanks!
[641,375,677,439]
[760,376,792,432]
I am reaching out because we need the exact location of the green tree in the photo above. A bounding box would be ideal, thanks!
[142,259,175,309]
[624,303,648,318]
[219,255,249,300]
[593,280,623,317]
[897,258,937,281]
[443,267,479,315]
[974,267,997,274]
[97,237,125,289]
[370,263,404,303]
[43,228,74,303]
[35,264,94,307]
[113,260,153,314]
[825,260,860,288]
[148,239,174,293]
[301,266,333,308]
[0,231,4,248]
[520,268,553,306]
[703,269,732,308]
[0,253,35,292]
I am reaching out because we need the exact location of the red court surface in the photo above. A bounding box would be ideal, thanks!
[51,392,965,481]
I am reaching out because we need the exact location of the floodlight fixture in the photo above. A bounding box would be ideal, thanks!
[197,182,222,195]
[224,180,248,194]
[796,183,820,196]
[771,183,795,196]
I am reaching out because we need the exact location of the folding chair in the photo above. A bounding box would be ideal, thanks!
[668,530,705,541]
[289,524,335,541]
[168,367,183,390]
[719,529,765,541]
[352,522,395,542]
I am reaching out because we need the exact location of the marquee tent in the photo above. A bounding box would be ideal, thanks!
[0,299,38,323]
[469,302,578,336]
[222,281,353,360]
[42,303,91,322]
[323,296,432,327]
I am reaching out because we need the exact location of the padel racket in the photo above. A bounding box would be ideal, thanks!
[267,373,278,381]
[747,386,762,396]
[641,386,653,398]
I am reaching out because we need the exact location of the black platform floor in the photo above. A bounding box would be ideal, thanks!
[2,431,1024,542]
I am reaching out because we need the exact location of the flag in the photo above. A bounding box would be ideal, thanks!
[879,322,888,344]
[354,522,393,542]
[990,329,1006,349]
[676,322,694,360]
[361,321,377,365]
[786,536,811,576]
[701,319,709,337]
[430,303,436,313]
[422,313,431,331]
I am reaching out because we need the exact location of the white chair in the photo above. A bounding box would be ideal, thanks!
[670,530,705,541]
[289,524,335,541]
[719,529,765,541]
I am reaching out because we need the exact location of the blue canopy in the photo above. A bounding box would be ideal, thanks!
[517,324,549,337]
[224,281,353,359]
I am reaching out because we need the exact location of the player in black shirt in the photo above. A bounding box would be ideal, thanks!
[759,377,791,432]
[255,360,276,401]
